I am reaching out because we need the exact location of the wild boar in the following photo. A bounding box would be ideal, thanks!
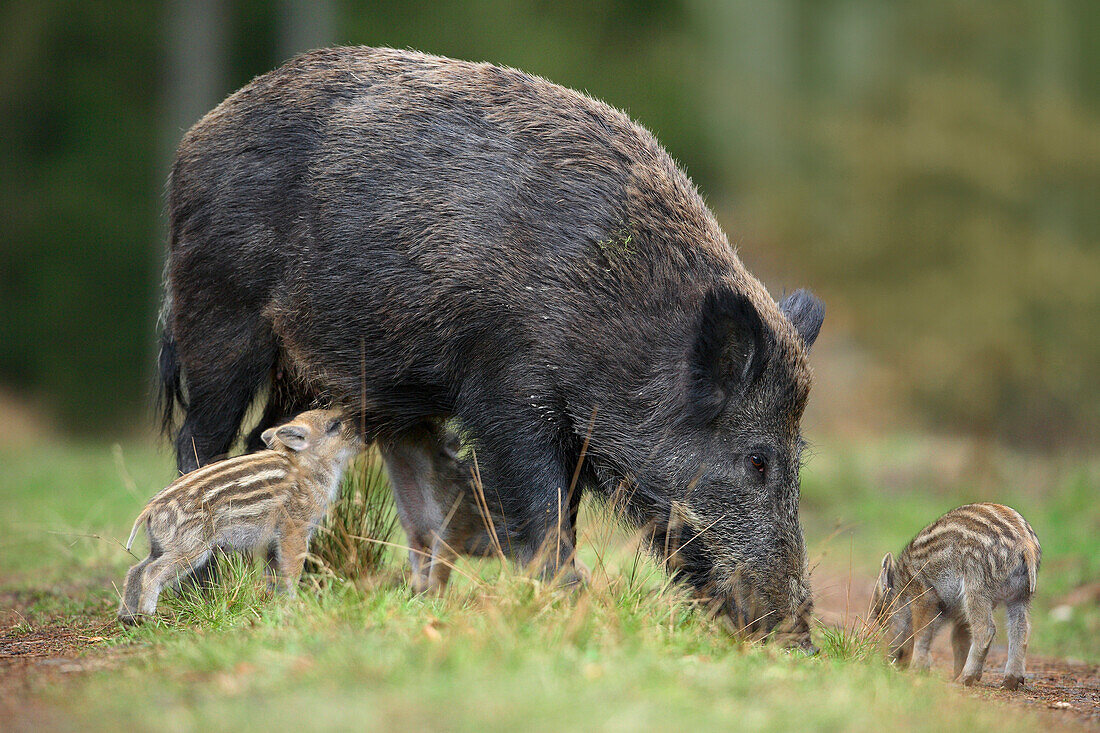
[157,47,825,644]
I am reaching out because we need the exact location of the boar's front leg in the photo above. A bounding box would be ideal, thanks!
[470,417,581,584]
[244,376,313,454]
[272,524,309,595]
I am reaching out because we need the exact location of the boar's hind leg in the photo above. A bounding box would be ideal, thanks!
[118,555,154,624]
[174,324,276,473]
[379,428,445,566]
[136,551,210,617]
[1002,602,1031,690]
[960,594,996,686]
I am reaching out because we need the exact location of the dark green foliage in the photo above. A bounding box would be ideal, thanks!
[1,0,1096,446]
[0,1,161,428]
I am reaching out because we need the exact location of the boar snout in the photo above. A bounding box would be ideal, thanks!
[793,637,819,656]
[721,566,815,652]
[774,595,818,655]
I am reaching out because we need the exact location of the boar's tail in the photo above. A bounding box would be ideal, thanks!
[155,305,185,438]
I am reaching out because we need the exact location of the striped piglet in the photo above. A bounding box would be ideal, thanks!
[871,503,1041,689]
[118,409,359,625]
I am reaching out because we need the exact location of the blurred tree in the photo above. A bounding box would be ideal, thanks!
[278,0,336,62]
[0,0,160,430]
[0,0,1095,447]
[163,0,228,164]
[693,0,1099,446]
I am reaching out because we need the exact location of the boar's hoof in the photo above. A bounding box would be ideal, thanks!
[1001,675,1024,691]
[960,672,981,687]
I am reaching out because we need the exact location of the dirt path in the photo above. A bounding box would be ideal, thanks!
[0,588,128,732]
[814,566,1100,728]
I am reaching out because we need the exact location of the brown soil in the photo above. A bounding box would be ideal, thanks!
[814,567,1100,729]
[0,588,128,732]
[0,389,57,448]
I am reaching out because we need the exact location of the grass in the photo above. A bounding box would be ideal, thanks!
[65,581,1033,732]
[1,435,1096,731]
[815,623,880,664]
[304,455,398,580]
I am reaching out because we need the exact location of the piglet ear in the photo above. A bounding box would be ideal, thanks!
[879,553,895,590]
[688,287,768,424]
[779,289,825,350]
[261,428,278,449]
[274,424,311,451]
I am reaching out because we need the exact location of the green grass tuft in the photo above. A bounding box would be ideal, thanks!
[816,621,881,663]
[304,452,398,581]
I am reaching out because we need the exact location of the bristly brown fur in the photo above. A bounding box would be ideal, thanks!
[871,503,1041,690]
[158,46,825,644]
[118,409,360,625]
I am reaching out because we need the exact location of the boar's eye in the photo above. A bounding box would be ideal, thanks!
[746,453,768,475]
[327,418,342,435]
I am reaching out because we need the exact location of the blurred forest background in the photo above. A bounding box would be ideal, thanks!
[1,0,1097,450]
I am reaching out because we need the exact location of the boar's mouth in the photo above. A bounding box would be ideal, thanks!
[657,533,815,651]
[705,564,816,653]
[718,597,816,652]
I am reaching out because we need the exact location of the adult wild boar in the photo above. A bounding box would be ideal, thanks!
[159,47,825,644]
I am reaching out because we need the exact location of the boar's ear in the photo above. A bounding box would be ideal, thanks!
[274,424,311,451]
[689,288,768,423]
[260,427,278,449]
[779,289,825,350]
